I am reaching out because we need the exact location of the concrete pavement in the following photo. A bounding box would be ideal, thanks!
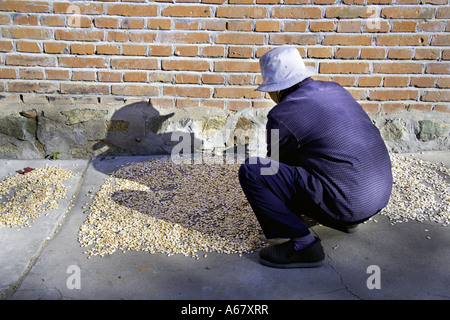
[0,151,449,302]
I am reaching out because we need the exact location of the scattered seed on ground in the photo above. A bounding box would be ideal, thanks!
[0,165,76,229]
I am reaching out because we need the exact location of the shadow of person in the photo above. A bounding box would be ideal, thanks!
[91,101,201,175]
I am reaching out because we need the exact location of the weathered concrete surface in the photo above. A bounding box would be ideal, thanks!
[0,151,449,302]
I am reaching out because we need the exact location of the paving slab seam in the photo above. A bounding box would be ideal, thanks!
[1,159,91,300]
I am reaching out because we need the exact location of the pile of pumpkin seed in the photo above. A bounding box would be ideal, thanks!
[0,165,76,229]
[380,153,450,226]
[78,153,449,259]
[78,156,266,259]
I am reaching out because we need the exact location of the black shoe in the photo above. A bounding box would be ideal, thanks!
[258,238,325,269]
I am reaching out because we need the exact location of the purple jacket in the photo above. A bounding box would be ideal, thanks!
[267,78,392,222]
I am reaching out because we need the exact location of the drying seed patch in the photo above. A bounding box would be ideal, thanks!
[78,157,265,259]
[0,165,76,229]
[380,154,450,226]
[78,154,449,259]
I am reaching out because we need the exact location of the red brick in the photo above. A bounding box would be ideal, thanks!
[147,19,172,30]
[175,20,199,30]
[164,86,211,98]
[13,15,38,25]
[361,48,386,59]
[44,42,68,54]
[107,4,157,16]
[94,17,119,29]
[217,6,266,18]
[383,76,409,87]
[426,63,450,74]
[319,62,370,74]
[255,20,280,32]
[60,83,108,95]
[322,35,372,46]
[9,81,57,93]
[269,34,318,45]
[391,21,417,32]
[2,26,51,39]
[408,103,433,112]
[214,87,262,99]
[160,32,210,44]
[337,21,362,33]
[177,99,200,109]
[309,21,335,32]
[308,47,333,59]
[431,35,450,46]
[228,46,253,58]
[162,5,211,17]
[228,75,253,85]
[334,48,360,59]
[123,44,147,56]
[124,72,147,83]
[272,7,322,19]
[148,45,172,56]
[201,46,226,58]
[121,18,145,29]
[55,29,104,41]
[1,1,51,13]
[387,48,414,60]
[434,104,450,113]
[437,78,450,89]
[377,34,428,46]
[16,41,41,53]
[381,7,434,19]
[46,69,70,80]
[6,54,56,67]
[414,48,441,60]
[358,76,383,87]
[373,62,423,74]
[98,71,122,83]
[40,16,64,27]
[71,43,95,55]
[332,76,357,87]
[411,76,436,88]
[174,46,198,57]
[216,33,265,45]
[0,68,17,79]
[325,7,371,18]
[54,2,103,15]
[214,60,260,73]
[111,58,158,70]
[162,59,210,71]
[228,100,251,111]
[96,44,120,55]
[227,20,252,32]
[72,70,96,81]
[0,40,13,52]
[369,89,419,101]
[421,90,450,102]
[202,74,225,85]
[59,56,107,68]
[112,84,159,96]
[380,103,406,113]
[175,73,199,84]
[283,21,308,32]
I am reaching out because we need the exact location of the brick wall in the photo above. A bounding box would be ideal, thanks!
[0,0,449,159]
[0,0,448,113]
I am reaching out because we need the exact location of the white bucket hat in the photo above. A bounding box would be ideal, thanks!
[256,46,317,92]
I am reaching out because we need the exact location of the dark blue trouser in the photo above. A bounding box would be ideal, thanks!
[238,157,340,239]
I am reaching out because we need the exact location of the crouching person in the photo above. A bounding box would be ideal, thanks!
[239,46,393,268]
